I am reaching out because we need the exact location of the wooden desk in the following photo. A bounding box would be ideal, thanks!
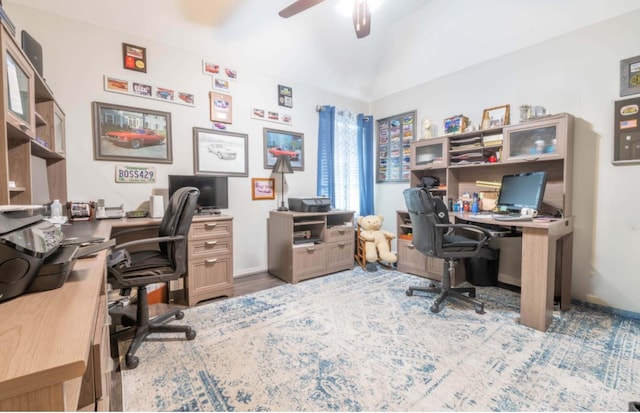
[453,213,574,332]
[0,220,111,411]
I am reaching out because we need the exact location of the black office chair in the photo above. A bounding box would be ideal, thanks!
[403,186,497,314]
[109,186,199,369]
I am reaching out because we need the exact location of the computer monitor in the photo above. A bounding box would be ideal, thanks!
[168,175,228,212]
[496,171,547,213]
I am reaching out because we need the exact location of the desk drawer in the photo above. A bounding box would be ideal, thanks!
[189,220,232,240]
[188,237,232,258]
[326,225,354,243]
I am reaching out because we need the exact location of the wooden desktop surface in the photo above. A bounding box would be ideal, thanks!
[0,220,111,410]
[453,212,574,331]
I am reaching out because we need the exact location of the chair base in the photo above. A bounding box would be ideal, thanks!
[110,286,196,369]
[405,258,486,315]
[406,284,485,314]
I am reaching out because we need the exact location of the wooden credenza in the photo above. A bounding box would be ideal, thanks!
[267,210,355,284]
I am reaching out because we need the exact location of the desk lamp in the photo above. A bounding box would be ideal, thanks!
[272,155,293,211]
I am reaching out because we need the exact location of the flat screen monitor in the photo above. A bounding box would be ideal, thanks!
[168,175,228,212]
[496,171,547,213]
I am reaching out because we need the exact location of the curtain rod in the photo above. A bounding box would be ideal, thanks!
[316,105,371,121]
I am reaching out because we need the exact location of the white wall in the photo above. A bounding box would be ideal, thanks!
[5,3,368,276]
[372,10,640,313]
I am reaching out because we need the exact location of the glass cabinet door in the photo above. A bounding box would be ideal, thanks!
[502,115,567,162]
[4,40,35,138]
[53,103,65,155]
[410,138,448,169]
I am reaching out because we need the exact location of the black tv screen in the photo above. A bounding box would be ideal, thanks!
[496,171,547,212]
[168,175,228,211]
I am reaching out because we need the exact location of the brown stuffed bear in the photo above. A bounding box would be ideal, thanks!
[358,215,397,263]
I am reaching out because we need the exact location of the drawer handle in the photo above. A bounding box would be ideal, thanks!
[337,230,346,235]
[524,157,540,161]
[205,223,217,228]
[205,258,218,264]
[19,124,29,131]
[408,243,416,249]
[205,241,218,246]
[306,247,315,251]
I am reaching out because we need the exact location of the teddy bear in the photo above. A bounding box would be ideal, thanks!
[358,215,397,264]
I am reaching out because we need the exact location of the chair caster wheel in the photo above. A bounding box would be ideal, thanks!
[430,305,441,313]
[175,311,185,320]
[469,291,476,298]
[406,288,413,296]
[429,283,436,288]
[186,329,196,340]
[125,355,139,369]
[475,305,485,314]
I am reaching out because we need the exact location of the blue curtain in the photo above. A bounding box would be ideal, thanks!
[357,114,374,216]
[317,106,335,203]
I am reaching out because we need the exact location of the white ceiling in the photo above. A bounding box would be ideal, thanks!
[7,0,640,101]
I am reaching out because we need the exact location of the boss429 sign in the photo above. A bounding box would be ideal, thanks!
[115,165,156,183]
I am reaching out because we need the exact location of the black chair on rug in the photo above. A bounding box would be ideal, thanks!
[402,185,497,314]
[109,186,199,369]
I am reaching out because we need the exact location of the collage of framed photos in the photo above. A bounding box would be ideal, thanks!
[376,110,416,183]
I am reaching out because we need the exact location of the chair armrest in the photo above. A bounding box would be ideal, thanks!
[435,223,493,243]
[111,234,186,252]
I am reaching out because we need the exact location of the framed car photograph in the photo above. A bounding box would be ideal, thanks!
[251,178,275,200]
[193,127,248,176]
[209,91,233,124]
[263,127,304,171]
[92,101,172,163]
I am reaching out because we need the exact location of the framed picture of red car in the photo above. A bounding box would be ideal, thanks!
[263,127,304,171]
[92,102,172,164]
[193,127,248,177]
[251,178,275,200]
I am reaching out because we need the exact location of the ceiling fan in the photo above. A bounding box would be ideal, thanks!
[278,0,372,39]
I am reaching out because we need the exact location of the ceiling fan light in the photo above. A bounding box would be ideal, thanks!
[337,0,382,17]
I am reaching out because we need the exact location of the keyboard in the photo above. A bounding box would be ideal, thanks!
[492,214,533,222]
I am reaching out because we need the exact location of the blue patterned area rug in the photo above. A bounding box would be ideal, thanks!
[121,268,639,411]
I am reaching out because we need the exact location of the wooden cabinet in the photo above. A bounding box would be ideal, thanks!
[410,137,448,169]
[185,215,233,305]
[502,114,569,163]
[0,23,66,206]
[396,210,446,281]
[268,210,355,284]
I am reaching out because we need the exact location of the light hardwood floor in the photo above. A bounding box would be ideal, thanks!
[109,272,286,411]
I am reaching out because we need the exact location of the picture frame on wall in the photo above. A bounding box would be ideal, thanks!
[620,55,640,97]
[376,110,416,183]
[263,127,304,171]
[193,127,248,176]
[251,178,275,200]
[92,101,172,163]
[209,91,233,124]
[122,43,147,73]
[480,105,510,129]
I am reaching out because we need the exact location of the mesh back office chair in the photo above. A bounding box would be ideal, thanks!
[403,186,497,314]
[109,187,199,369]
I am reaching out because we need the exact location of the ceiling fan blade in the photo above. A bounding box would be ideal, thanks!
[353,0,371,39]
[278,0,326,18]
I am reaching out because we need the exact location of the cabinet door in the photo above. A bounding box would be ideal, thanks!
[410,138,448,169]
[502,115,567,163]
[3,33,36,138]
[397,239,428,276]
[187,255,233,304]
[292,243,326,279]
[326,241,354,272]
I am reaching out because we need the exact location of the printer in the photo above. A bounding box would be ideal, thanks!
[0,211,64,302]
[0,210,114,302]
[288,197,331,212]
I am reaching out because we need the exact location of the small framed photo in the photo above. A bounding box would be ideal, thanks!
[251,178,275,200]
[263,127,304,171]
[209,91,233,124]
[443,115,469,135]
[620,55,640,97]
[92,102,172,163]
[481,105,510,129]
[122,43,147,73]
[193,127,248,176]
